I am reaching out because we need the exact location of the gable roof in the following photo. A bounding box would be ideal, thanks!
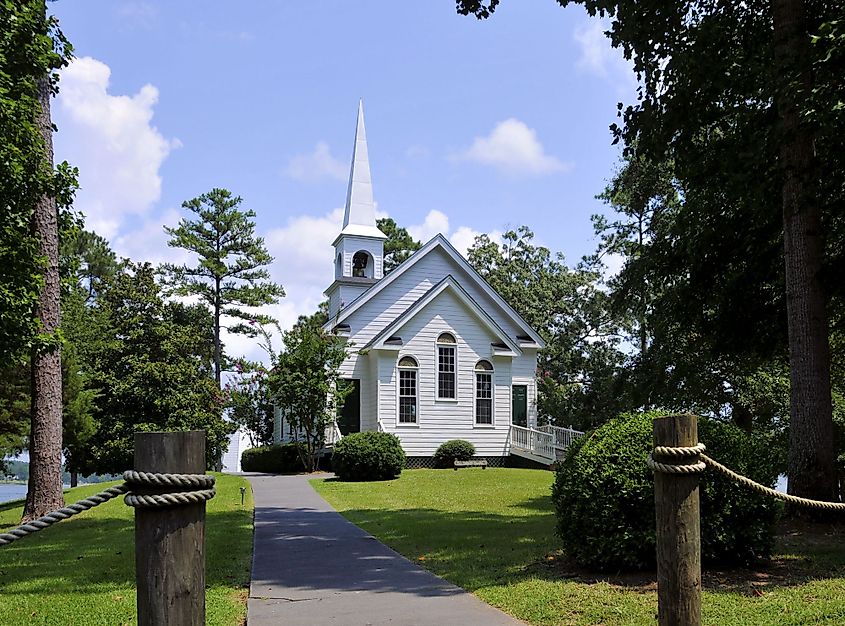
[361,275,522,354]
[324,233,546,348]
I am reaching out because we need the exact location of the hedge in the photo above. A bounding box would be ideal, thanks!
[552,411,780,571]
[241,443,305,473]
[433,439,476,468]
[332,431,405,481]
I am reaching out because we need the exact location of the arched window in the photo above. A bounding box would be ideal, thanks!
[352,251,371,277]
[398,356,418,424]
[336,252,343,276]
[475,360,493,425]
[436,333,457,399]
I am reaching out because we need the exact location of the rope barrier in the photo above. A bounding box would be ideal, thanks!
[648,444,845,511]
[0,471,216,547]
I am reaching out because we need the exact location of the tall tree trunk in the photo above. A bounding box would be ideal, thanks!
[773,0,836,503]
[214,280,221,387]
[23,74,64,522]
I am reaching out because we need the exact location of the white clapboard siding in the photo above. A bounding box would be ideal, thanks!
[344,247,529,350]
[374,288,522,457]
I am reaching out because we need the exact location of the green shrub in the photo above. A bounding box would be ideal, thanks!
[552,411,779,571]
[332,431,405,481]
[241,443,305,473]
[433,439,476,468]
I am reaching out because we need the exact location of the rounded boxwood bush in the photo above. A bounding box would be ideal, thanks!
[552,411,779,571]
[433,439,476,468]
[332,431,405,481]
[241,443,305,473]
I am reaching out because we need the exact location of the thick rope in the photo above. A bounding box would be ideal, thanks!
[0,484,129,546]
[648,444,845,511]
[0,471,215,547]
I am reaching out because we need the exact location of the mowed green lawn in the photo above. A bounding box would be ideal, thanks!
[0,473,253,626]
[313,468,845,626]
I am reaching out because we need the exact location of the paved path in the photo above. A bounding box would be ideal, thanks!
[245,473,523,626]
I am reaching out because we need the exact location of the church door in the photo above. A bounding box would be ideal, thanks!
[512,385,528,427]
[337,379,361,435]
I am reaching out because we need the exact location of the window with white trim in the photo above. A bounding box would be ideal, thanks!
[436,333,456,399]
[475,360,493,425]
[398,356,418,424]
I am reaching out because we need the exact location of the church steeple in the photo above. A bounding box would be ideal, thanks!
[326,100,387,320]
[338,100,387,240]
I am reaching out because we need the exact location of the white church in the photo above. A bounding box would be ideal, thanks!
[274,102,578,466]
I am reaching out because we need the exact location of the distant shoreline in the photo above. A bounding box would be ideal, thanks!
[0,480,26,486]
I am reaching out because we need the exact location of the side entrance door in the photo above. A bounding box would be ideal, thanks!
[337,379,361,435]
[512,385,528,427]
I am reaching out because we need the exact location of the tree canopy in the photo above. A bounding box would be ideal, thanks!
[457,0,845,502]
[268,311,349,472]
[161,188,285,385]
[0,1,76,364]
[79,262,233,473]
[377,217,421,273]
[467,227,627,429]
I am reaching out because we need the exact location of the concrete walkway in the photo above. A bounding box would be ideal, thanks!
[245,473,523,626]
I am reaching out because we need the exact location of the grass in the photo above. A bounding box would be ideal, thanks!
[313,468,845,626]
[0,473,253,626]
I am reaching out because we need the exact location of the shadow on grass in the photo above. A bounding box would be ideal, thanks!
[0,508,252,595]
[313,501,845,598]
[524,518,845,597]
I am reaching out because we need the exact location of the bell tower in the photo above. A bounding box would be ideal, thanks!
[326,100,387,320]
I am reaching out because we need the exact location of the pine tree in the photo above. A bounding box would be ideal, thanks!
[161,188,284,386]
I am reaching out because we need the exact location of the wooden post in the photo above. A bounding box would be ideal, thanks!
[135,431,207,626]
[654,414,701,626]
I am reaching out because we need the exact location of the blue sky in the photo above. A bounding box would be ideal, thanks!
[50,0,634,360]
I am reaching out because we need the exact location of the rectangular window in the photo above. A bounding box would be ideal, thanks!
[476,372,492,424]
[437,346,456,399]
[399,369,417,423]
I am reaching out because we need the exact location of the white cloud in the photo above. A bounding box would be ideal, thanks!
[408,209,450,243]
[450,225,501,257]
[455,118,572,176]
[573,18,635,86]
[405,145,430,158]
[600,251,626,281]
[111,209,191,266]
[284,142,348,182]
[115,2,158,26]
[407,210,501,258]
[56,57,178,239]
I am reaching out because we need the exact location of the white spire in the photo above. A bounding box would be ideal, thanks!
[340,99,386,240]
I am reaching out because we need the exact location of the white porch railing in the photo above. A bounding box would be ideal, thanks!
[325,421,343,447]
[509,425,556,461]
[538,424,585,451]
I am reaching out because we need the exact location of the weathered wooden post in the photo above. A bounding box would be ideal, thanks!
[653,414,702,626]
[135,431,207,626]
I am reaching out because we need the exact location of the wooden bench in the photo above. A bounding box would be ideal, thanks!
[453,459,487,470]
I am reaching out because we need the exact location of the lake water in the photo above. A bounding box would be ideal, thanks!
[0,483,27,504]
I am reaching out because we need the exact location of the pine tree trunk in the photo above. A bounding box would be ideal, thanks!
[773,0,836,503]
[23,74,64,522]
[214,278,221,387]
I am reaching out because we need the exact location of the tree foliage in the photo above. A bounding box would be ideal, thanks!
[377,217,421,273]
[457,0,845,501]
[0,0,76,364]
[467,227,626,428]
[268,312,349,472]
[161,188,285,385]
[227,360,275,448]
[79,262,233,473]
